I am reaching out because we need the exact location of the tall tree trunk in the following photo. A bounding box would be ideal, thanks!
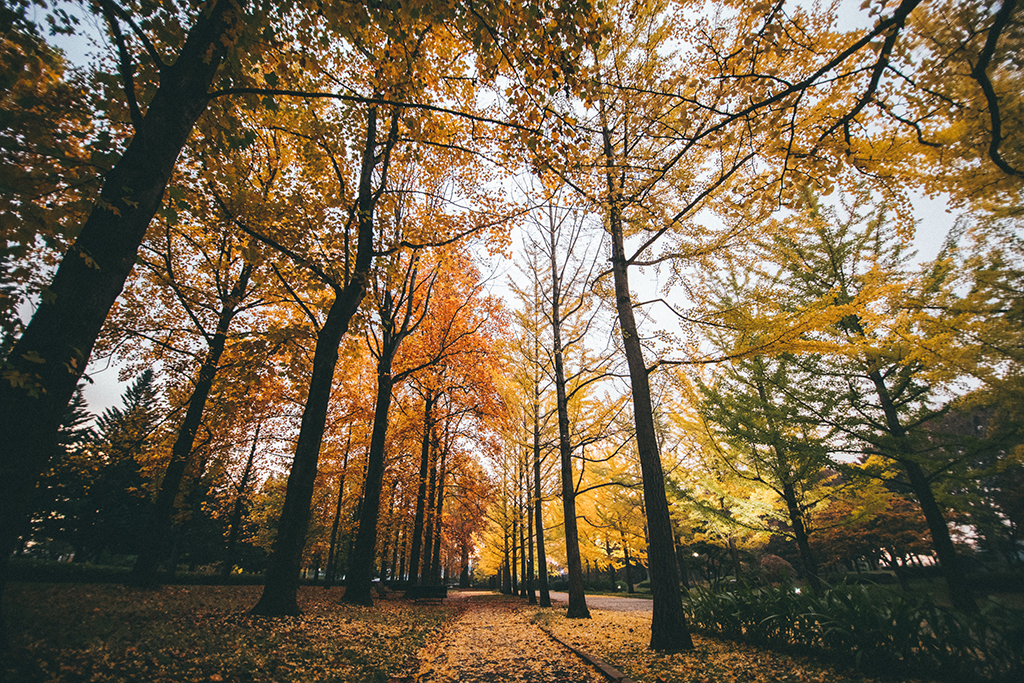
[343,357,397,605]
[133,262,253,585]
[502,532,511,594]
[527,476,537,604]
[548,221,589,619]
[421,449,439,584]
[622,534,635,594]
[428,448,448,584]
[0,0,243,646]
[533,392,551,607]
[407,391,434,585]
[519,488,528,598]
[222,423,261,578]
[781,483,821,590]
[510,505,519,594]
[600,111,693,650]
[250,106,385,617]
[459,542,471,587]
[867,368,975,612]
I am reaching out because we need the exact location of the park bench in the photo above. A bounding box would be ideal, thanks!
[404,584,448,602]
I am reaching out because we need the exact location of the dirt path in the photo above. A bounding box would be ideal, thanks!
[411,591,607,682]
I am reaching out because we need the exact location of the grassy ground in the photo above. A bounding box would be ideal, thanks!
[3,583,454,683]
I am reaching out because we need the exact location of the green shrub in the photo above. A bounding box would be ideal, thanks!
[683,581,1024,682]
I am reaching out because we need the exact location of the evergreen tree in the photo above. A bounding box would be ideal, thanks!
[85,370,162,560]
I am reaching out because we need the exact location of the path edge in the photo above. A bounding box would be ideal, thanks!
[540,627,637,683]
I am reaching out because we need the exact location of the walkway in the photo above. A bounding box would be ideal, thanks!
[411,591,608,682]
[548,591,653,612]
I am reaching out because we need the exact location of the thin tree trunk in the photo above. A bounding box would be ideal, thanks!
[459,542,471,587]
[623,534,634,594]
[534,391,551,607]
[324,438,352,588]
[781,483,820,590]
[421,450,439,584]
[548,219,589,620]
[527,475,536,604]
[407,391,434,585]
[428,448,448,584]
[222,423,261,578]
[134,263,253,585]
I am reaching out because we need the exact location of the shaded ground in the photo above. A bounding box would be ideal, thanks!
[534,607,939,683]
[3,583,449,683]
[413,591,605,682]
[4,583,944,683]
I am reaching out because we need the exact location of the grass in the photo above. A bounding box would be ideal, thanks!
[3,583,455,682]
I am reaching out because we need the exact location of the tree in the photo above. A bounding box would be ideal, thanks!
[76,370,163,561]
[730,189,987,610]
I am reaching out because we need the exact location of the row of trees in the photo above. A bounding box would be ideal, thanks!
[2,0,1022,652]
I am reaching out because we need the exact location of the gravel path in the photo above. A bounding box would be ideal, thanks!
[412,591,606,682]
[548,591,653,612]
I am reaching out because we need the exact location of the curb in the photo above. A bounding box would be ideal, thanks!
[541,628,637,683]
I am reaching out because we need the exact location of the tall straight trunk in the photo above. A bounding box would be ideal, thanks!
[133,262,253,585]
[428,448,447,584]
[533,393,551,607]
[511,507,519,594]
[527,479,537,604]
[397,526,408,583]
[867,368,975,612]
[549,239,589,619]
[251,107,385,617]
[421,452,439,584]
[407,392,434,585]
[752,370,820,590]
[324,439,352,588]
[222,423,261,578]
[459,542,471,587]
[600,111,692,650]
[0,0,243,646]
[343,358,397,605]
[622,534,635,593]
[251,294,361,615]
[502,532,512,594]
[519,491,528,598]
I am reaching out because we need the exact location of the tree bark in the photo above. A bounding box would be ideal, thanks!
[428,448,448,584]
[343,360,397,605]
[600,112,693,649]
[867,368,976,612]
[533,390,552,607]
[548,216,589,619]
[251,106,387,616]
[0,0,243,646]
[407,391,434,584]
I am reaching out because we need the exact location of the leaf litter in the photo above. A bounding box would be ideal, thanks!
[413,592,604,683]
[531,605,942,683]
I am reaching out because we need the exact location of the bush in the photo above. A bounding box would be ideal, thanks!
[684,581,1024,682]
